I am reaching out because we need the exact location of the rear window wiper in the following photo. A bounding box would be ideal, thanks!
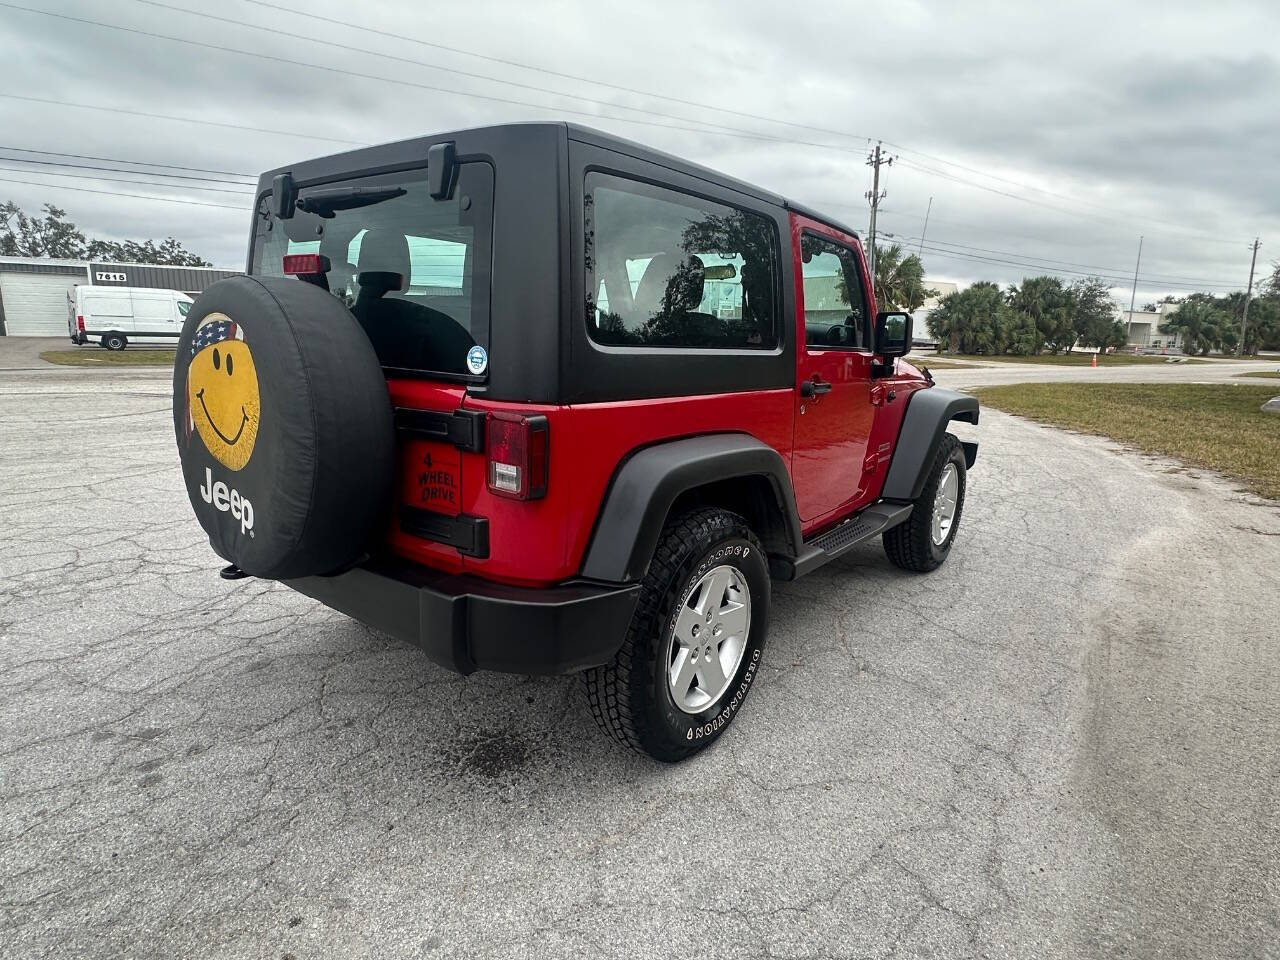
[296,186,407,218]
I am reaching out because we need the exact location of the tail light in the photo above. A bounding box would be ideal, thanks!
[282,253,329,275]
[76,315,85,332]
[486,413,548,500]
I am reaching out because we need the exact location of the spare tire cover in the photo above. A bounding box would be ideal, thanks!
[172,275,394,580]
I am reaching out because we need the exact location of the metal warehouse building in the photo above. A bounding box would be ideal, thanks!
[0,257,240,337]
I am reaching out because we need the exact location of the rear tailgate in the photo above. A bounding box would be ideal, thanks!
[386,379,487,575]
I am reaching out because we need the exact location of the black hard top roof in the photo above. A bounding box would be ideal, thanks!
[564,123,862,240]
[259,121,862,240]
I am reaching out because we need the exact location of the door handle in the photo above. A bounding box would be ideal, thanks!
[800,377,833,398]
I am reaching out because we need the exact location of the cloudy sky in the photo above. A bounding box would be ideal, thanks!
[1,0,1275,304]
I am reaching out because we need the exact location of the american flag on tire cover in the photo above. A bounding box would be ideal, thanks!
[185,314,244,444]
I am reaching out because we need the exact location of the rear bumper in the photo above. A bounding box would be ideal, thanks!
[285,559,641,676]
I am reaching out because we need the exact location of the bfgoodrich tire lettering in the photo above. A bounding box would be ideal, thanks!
[883,431,967,572]
[583,507,769,762]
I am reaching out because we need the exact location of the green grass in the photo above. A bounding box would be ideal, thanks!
[973,382,1280,500]
[40,349,176,366]
[1237,370,1280,379]
[942,352,1205,366]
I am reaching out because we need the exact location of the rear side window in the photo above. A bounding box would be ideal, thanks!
[251,162,493,378]
[585,173,779,349]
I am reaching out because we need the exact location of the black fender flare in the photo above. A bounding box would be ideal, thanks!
[581,433,803,583]
[881,387,979,502]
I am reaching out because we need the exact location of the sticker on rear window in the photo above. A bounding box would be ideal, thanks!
[466,345,488,375]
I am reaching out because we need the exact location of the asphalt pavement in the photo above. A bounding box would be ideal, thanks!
[2,355,1278,959]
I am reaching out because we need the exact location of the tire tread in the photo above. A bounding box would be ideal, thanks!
[883,432,965,573]
[583,506,761,760]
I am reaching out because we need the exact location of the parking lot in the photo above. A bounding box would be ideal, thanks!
[2,357,1278,959]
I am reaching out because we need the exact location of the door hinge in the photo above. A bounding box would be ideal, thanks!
[394,407,486,452]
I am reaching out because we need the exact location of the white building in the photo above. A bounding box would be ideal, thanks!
[0,256,239,337]
[1123,303,1183,352]
[911,280,958,345]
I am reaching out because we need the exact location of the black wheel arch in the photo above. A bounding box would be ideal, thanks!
[881,386,979,502]
[581,433,802,583]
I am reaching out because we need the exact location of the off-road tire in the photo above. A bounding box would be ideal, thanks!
[103,333,127,351]
[883,432,966,573]
[583,507,769,762]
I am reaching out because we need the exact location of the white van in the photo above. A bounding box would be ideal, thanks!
[67,286,194,350]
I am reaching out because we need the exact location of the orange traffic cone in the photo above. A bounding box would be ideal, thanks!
[1091,353,1097,368]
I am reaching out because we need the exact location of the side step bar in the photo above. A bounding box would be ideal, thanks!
[774,502,914,580]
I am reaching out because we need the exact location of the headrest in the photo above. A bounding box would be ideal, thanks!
[633,253,705,318]
[356,230,410,292]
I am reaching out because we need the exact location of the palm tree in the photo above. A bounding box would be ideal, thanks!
[872,243,935,312]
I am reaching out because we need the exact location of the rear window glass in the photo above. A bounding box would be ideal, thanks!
[251,162,493,377]
[585,173,779,350]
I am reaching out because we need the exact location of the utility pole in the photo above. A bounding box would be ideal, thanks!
[865,142,892,284]
[1238,237,1261,357]
[1126,235,1143,346]
[918,196,933,257]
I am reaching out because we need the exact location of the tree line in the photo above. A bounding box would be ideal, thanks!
[921,269,1280,356]
[1,201,211,266]
[1143,288,1280,356]
[923,275,1125,355]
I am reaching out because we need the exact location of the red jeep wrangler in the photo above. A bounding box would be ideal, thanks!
[173,123,978,761]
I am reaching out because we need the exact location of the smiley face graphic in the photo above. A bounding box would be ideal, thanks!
[186,313,260,471]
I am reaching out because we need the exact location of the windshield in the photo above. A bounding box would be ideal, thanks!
[251,162,493,378]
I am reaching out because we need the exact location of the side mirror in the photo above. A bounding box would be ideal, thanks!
[875,311,912,358]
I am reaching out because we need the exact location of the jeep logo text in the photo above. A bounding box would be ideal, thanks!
[199,467,255,535]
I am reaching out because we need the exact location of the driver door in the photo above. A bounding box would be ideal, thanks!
[789,214,876,525]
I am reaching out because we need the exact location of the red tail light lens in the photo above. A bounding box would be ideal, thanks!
[282,253,328,275]
[486,413,548,500]
[76,315,85,332]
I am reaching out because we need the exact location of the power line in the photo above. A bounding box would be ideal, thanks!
[909,240,1240,290]
[0,2,851,151]
[0,92,365,147]
[232,0,873,146]
[154,0,1254,245]
[877,205,1108,247]
[132,0,831,147]
[897,235,1242,286]
[0,164,253,195]
[883,140,1215,236]
[228,0,1239,248]
[0,2,1262,280]
[0,144,254,180]
[0,175,245,210]
[3,1,1261,251]
[0,154,254,187]
[893,156,1241,244]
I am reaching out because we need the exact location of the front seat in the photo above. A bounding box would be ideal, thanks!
[352,230,475,372]
[633,253,718,345]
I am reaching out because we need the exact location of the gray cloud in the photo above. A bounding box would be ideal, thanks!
[0,0,1273,303]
